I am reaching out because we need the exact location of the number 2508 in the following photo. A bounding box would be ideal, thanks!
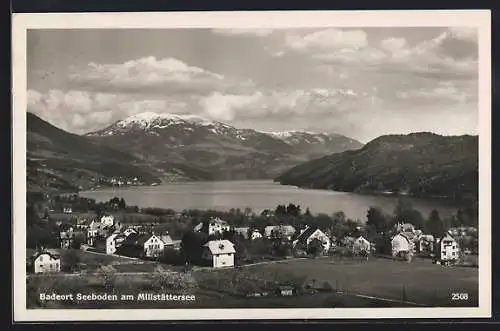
[451,293,469,300]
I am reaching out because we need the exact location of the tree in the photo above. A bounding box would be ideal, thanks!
[307,238,324,257]
[109,197,120,206]
[425,209,445,238]
[270,226,292,257]
[366,207,389,234]
[160,247,184,265]
[275,205,287,217]
[61,249,81,272]
[286,203,301,217]
[304,207,312,217]
[180,230,208,265]
[71,232,85,249]
[393,198,425,229]
[118,198,126,209]
[330,211,347,238]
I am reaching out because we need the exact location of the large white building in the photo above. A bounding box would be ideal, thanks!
[194,217,230,236]
[391,233,414,257]
[106,233,127,255]
[292,226,330,253]
[202,239,236,268]
[100,215,115,228]
[436,232,459,265]
[33,251,61,274]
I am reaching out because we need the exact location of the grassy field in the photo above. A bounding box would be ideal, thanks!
[26,272,411,309]
[26,253,479,309]
[225,256,479,307]
[27,248,155,273]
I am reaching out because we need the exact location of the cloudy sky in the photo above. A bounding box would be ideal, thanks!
[27,27,478,143]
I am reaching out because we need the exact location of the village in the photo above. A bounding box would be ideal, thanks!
[26,194,479,308]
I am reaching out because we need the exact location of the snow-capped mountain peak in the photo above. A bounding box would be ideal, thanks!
[117,112,216,129]
[86,112,363,155]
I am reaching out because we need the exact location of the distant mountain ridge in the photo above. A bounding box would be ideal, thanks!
[26,112,161,192]
[275,132,478,202]
[84,112,363,180]
[27,111,363,191]
[87,112,362,156]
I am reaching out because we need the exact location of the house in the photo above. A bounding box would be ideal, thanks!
[33,251,61,273]
[137,234,165,258]
[123,227,138,237]
[171,240,182,250]
[250,229,263,240]
[234,227,250,239]
[76,218,90,230]
[418,234,434,254]
[59,228,74,248]
[278,286,295,296]
[264,226,275,238]
[352,236,371,254]
[160,233,176,248]
[259,209,274,217]
[100,215,115,228]
[117,233,165,258]
[435,232,459,265]
[106,233,127,255]
[194,217,230,236]
[202,239,236,268]
[394,222,416,233]
[292,226,330,252]
[87,220,106,246]
[391,233,414,257]
[63,207,73,214]
[264,225,296,240]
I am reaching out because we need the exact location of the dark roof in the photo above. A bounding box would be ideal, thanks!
[33,251,60,261]
[294,226,319,245]
[136,234,152,246]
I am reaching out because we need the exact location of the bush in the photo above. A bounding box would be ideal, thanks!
[160,248,184,265]
[61,249,81,272]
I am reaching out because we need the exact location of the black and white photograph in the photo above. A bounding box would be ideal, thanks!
[12,10,491,321]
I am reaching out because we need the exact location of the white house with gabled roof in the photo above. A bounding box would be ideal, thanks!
[202,239,236,268]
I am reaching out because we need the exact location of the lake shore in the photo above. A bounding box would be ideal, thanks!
[78,180,461,223]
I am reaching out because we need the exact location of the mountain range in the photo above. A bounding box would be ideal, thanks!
[27,111,363,192]
[275,132,478,202]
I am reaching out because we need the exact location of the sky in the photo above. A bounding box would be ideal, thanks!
[27,27,478,143]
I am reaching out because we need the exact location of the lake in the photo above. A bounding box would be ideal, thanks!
[79,180,458,222]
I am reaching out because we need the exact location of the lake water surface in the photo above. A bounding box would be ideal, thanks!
[79,180,458,222]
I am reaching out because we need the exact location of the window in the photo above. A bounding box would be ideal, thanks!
[39,256,43,262]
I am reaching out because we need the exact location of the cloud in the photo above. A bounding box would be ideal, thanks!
[271,27,477,81]
[198,88,362,123]
[68,56,231,95]
[394,80,476,106]
[211,28,275,37]
[380,37,407,53]
[27,88,190,134]
[284,28,368,51]
[448,27,478,43]
[199,92,264,121]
